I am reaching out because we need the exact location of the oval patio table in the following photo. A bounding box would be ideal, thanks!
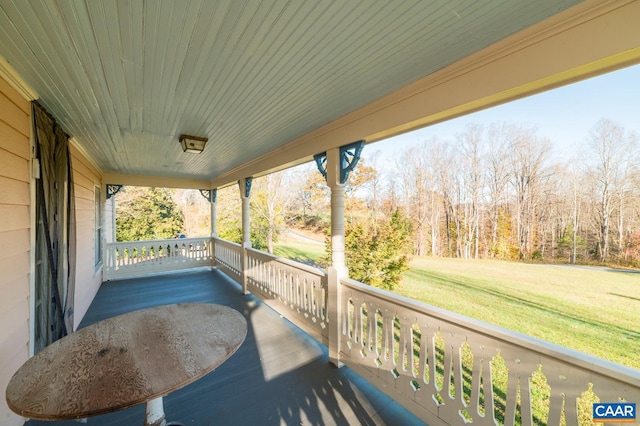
[6,303,247,426]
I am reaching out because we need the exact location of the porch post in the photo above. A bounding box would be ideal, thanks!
[326,148,347,367]
[315,140,364,368]
[104,184,123,277]
[111,196,116,242]
[239,178,252,295]
[211,188,218,237]
[211,188,217,269]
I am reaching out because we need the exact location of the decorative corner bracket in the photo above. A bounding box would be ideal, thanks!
[238,177,253,198]
[199,189,212,202]
[313,153,328,180]
[106,184,123,200]
[313,140,365,184]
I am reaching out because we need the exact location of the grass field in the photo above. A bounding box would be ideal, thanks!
[273,239,640,370]
[273,239,325,265]
[400,257,640,370]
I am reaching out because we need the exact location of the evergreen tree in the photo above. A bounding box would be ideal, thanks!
[215,187,269,251]
[324,209,413,290]
[116,187,185,241]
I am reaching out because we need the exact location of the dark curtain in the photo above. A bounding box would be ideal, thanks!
[33,101,77,351]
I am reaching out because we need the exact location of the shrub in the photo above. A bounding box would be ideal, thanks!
[324,209,413,290]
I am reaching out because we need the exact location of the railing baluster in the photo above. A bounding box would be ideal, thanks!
[468,344,495,424]
[105,237,215,280]
[366,302,377,360]
[395,315,415,398]
[235,246,328,344]
[337,277,640,426]
[380,306,395,375]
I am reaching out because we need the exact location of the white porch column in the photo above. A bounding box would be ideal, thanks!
[111,196,116,242]
[211,188,218,237]
[104,184,123,259]
[104,184,123,241]
[316,140,363,368]
[211,188,217,269]
[239,178,252,295]
[326,148,347,367]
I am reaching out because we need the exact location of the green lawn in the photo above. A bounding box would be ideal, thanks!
[399,257,640,369]
[273,240,325,266]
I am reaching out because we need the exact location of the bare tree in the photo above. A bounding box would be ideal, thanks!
[507,125,552,259]
[345,158,378,223]
[457,124,484,259]
[562,160,586,264]
[364,151,384,223]
[173,189,212,237]
[396,143,433,256]
[396,138,452,256]
[585,119,638,261]
[299,166,330,222]
[486,123,513,258]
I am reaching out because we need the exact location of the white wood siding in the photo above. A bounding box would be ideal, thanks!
[71,144,102,331]
[0,76,31,426]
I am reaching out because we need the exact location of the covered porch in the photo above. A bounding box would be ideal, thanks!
[91,236,640,425]
[27,268,420,425]
[1,1,640,425]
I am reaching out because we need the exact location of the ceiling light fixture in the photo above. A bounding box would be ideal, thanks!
[179,134,208,153]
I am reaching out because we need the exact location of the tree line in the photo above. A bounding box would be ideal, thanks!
[115,118,640,289]
[235,118,640,268]
[386,118,639,265]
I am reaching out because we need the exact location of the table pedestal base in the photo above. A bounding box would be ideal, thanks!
[144,397,166,426]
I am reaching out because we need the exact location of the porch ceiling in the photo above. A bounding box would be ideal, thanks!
[0,1,635,186]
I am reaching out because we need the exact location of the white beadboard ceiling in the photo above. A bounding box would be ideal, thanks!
[0,0,583,182]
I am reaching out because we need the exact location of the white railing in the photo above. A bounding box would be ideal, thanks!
[246,248,328,344]
[104,237,213,280]
[339,277,640,426]
[102,236,640,425]
[212,237,242,284]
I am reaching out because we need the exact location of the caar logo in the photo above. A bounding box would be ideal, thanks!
[593,403,636,423]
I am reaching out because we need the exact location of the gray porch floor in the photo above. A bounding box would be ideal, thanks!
[26,268,423,426]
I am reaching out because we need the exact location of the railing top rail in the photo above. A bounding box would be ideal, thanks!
[246,247,327,278]
[341,276,640,386]
[106,236,210,246]
[212,236,241,248]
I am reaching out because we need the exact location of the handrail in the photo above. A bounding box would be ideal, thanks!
[212,237,242,284]
[245,247,329,344]
[339,276,640,425]
[105,237,213,280]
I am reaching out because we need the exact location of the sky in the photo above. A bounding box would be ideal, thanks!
[368,63,640,162]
